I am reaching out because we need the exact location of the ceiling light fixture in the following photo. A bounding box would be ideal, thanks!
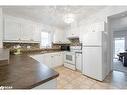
[63,13,75,24]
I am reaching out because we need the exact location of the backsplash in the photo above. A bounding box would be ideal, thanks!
[69,38,82,46]
[3,42,40,49]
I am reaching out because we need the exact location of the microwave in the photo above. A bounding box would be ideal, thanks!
[61,45,70,51]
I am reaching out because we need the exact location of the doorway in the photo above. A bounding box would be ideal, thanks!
[108,11,127,73]
[113,37,127,72]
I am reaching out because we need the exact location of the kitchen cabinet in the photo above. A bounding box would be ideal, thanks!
[53,29,65,43]
[52,52,64,68]
[66,27,79,38]
[0,8,3,48]
[30,54,44,63]
[4,18,21,40]
[30,54,52,68]
[20,23,34,41]
[33,79,57,89]
[57,52,64,66]
[46,52,64,68]
[76,53,82,72]
[33,24,41,42]
[4,16,41,42]
[0,49,9,66]
[43,53,52,68]
[30,52,64,68]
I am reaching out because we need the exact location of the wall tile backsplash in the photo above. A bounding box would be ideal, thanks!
[3,42,40,49]
[69,38,82,46]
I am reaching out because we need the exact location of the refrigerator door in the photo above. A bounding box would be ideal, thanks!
[82,46,103,81]
[83,30,102,46]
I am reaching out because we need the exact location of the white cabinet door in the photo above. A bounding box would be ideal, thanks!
[4,18,20,40]
[4,16,42,42]
[33,79,57,89]
[33,24,41,42]
[43,54,52,68]
[20,23,34,41]
[66,29,73,38]
[53,30,64,43]
[76,53,82,71]
[51,53,57,68]
[0,8,2,48]
[71,28,79,37]
[30,54,43,63]
[57,52,64,66]
[30,54,52,68]
[53,52,64,68]
[51,52,64,68]
[66,28,79,38]
[30,52,64,68]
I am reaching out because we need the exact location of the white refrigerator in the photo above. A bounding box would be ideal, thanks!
[82,22,108,81]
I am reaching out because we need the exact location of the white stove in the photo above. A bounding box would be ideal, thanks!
[64,46,82,70]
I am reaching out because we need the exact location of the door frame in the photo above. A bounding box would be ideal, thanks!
[107,11,127,72]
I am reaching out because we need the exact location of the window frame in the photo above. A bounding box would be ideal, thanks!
[40,31,52,48]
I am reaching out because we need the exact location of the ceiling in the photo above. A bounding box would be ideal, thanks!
[2,6,106,29]
[110,11,127,32]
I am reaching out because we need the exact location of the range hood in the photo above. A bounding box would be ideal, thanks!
[67,36,79,40]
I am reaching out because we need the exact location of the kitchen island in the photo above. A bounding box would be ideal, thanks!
[0,54,59,89]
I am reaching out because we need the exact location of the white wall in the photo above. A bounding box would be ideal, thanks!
[0,8,3,48]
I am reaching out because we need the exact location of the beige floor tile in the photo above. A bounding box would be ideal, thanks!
[54,66,127,89]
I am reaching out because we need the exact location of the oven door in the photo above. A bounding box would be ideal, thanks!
[64,51,75,65]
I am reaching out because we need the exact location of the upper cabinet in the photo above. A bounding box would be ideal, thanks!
[4,17,21,40]
[53,29,65,43]
[66,27,80,38]
[20,23,34,41]
[0,8,3,48]
[33,24,41,42]
[3,16,41,43]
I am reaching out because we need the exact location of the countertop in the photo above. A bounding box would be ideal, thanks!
[0,54,59,89]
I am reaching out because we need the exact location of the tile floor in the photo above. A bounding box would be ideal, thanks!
[54,66,127,89]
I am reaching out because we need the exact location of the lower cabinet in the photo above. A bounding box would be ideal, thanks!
[43,53,53,68]
[54,52,64,68]
[33,79,57,89]
[30,52,64,68]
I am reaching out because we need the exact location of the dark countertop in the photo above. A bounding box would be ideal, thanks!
[0,55,59,89]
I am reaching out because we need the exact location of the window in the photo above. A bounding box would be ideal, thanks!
[41,31,51,48]
[114,37,125,58]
